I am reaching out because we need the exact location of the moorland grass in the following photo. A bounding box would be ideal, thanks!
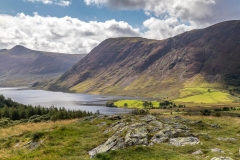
[0,115,239,160]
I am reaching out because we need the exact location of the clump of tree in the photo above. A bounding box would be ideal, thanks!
[0,95,92,123]
[106,101,117,107]
[214,106,237,112]
[142,101,153,109]
[159,101,186,109]
[201,109,211,116]
[131,109,149,115]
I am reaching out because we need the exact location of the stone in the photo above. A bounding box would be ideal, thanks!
[169,137,200,146]
[194,120,203,124]
[211,148,225,153]
[192,150,203,155]
[151,129,183,144]
[149,120,163,129]
[97,122,106,127]
[210,157,233,160]
[88,135,119,158]
[141,115,157,122]
[106,115,121,120]
[211,124,221,129]
[83,115,96,121]
[23,140,44,150]
[104,122,126,134]
[125,124,148,146]
[193,133,212,140]
[172,123,190,130]
[217,137,237,142]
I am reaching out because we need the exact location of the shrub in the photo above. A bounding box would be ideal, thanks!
[31,132,44,142]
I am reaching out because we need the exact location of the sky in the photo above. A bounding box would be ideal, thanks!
[0,0,240,54]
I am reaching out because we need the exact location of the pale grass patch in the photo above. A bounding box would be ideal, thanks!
[0,119,76,138]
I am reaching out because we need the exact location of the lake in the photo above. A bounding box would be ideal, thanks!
[0,87,150,114]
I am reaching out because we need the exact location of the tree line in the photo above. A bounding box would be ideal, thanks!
[0,95,92,121]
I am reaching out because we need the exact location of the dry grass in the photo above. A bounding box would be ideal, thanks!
[0,119,75,138]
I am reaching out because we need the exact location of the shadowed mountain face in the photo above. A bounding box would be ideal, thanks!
[0,46,86,87]
[49,20,240,98]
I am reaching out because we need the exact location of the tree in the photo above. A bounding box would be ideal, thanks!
[1,106,9,118]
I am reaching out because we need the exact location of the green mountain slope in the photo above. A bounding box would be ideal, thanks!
[48,20,240,101]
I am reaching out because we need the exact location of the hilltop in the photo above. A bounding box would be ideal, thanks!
[0,45,86,87]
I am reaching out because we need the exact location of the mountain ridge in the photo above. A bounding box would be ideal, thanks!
[0,46,86,87]
[48,20,240,99]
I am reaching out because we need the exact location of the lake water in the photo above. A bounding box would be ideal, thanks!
[0,87,149,115]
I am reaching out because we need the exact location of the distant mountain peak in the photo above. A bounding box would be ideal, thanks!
[11,45,30,50]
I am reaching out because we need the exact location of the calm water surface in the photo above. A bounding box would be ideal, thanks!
[0,87,149,114]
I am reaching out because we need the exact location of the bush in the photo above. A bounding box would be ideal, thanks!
[131,109,149,115]
[215,112,221,117]
[201,110,211,116]
[31,132,44,142]
[222,107,230,111]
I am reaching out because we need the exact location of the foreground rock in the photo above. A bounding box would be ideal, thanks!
[169,137,200,146]
[88,114,200,158]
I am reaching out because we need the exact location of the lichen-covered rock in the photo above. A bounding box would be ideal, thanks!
[88,114,200,158]
[211,124,221,129]
[106,115,122,120]
[82,115,96,121]
[210,157,233,160]
[88,135,121,158]
[97,122,107,127]
[217,137,237,142]
[193,133,212,140]
[151,128,183,144]
[149,120,163,128]
[169,137,200,146]
[104,121,126,134]
[192,150,203,155]
[23,140,44,150]
[211,148,225,153]
[141,115,157,122]
[125,123,148,146]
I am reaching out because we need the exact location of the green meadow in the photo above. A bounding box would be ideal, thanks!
[174,87,233,104]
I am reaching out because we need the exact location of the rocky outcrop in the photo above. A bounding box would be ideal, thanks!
[88,114,200,158]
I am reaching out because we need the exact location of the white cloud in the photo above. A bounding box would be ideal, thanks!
[24,0,71,6]
[85,0,240,32]
[0,13,140,54]
[143,17,195,40]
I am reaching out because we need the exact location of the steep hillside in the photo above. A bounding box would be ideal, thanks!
[49,20,240,99]
[0,46,86,87]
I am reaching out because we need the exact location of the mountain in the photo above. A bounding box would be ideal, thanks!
[0,45,86,87]
[48,20,240,99]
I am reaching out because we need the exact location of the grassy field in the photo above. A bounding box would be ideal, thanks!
[174,87,233,103]
[0,115,240,160]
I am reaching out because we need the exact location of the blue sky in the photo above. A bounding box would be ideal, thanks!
[0,0,148,27]
[0,0,239,54]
